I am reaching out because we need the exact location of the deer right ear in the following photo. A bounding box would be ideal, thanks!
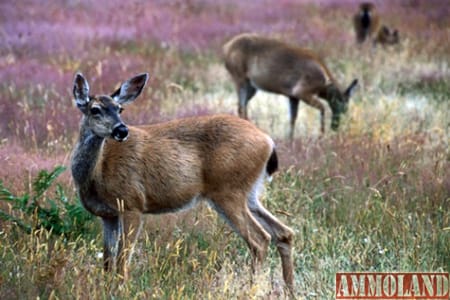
[73,73,90,109]
[111,73,149,105]
[345,79,359,99]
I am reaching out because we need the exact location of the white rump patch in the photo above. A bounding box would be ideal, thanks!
[247,172,266,211]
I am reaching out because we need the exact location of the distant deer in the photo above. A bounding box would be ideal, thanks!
[71,73,295,292]
[223,33,358,139]
[353,2,380,44]
[374,25,400,47]
[354,2,400,47]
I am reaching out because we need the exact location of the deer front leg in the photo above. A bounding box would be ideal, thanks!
[237,80,257,120]
[117,211,143,280]
[288,97,300,140]
[300,93,326,134]
[102,216,120,272]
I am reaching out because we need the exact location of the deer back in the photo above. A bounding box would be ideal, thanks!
[224,33,336,96]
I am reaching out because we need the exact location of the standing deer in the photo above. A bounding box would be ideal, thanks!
[353,2,380,44]
[223,33,358,139]
[70,73,295,293]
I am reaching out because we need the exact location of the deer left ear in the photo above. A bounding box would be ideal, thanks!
[73,72,90,108]
[345,79,359,99]
[111,73,150,105]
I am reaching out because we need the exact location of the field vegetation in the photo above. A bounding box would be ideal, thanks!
[0,0,448,299]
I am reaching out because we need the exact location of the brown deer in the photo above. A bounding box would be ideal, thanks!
[374,25,400,47]
[353,2,380,44]
[70,73,295,293]
[223,33,358,139]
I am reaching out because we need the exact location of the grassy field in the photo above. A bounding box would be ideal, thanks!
[0,0,448,299]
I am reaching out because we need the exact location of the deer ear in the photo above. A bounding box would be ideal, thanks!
[345,79,359,99]
[73,73,90,108]
[111,73,149,105]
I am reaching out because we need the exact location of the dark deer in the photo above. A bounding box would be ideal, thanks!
[353,2,380,44]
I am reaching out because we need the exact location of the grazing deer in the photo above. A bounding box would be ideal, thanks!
[223,33,358,139]
[353,2,380,44]
[70,73,295,292]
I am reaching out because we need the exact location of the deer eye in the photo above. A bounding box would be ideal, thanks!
[118,107,124,114]
[90,107,101,115]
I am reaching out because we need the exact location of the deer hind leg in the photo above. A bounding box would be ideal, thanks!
[209,191,271,276]
[247,184,295,292]
[248,196,295,292]
[237,80,257,120]
[117,211,143,280]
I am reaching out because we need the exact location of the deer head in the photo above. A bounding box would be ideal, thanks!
[73,73,149,141]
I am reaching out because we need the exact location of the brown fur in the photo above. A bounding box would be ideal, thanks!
[374,25,400,46]
[95,116,272,213]
[71,73,295,293]
[223,33,358,139]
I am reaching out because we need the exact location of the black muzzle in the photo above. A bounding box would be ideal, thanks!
[112,124,129,142]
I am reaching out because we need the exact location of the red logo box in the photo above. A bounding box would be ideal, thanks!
[336,272,449,299]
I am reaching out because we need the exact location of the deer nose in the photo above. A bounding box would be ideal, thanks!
[112,124,129,141]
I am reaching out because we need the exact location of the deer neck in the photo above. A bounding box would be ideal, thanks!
[318,83,340,103]
[71,117,105,188]
[71,118,119,218]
